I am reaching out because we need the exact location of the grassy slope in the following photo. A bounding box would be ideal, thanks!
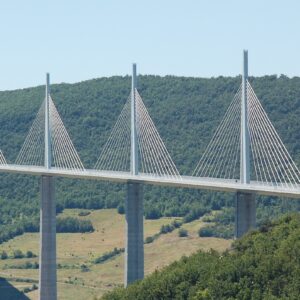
[0,209,231,299]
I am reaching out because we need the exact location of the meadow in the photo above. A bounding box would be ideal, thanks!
[0,209,231,299]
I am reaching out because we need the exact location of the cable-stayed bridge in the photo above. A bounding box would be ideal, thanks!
[0,51,299,299]
[0,165,299,198]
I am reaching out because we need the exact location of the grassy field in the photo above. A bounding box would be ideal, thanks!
[0,209,232,300]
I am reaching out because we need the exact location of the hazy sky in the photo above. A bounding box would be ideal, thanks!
[1,0,299,90]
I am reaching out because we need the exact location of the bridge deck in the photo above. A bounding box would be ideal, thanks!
[0,164,299,199]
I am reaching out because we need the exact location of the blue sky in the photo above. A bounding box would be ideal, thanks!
[1,0,299,90]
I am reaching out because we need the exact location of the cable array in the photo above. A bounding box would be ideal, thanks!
[193,87,241,179]
[0,150,7,165]
[15,103,45,166]
[247,81,300,187]
[49,96,84,171]
[193,80,300,187]
[15,97,84,171]
[94,97,131,172]
[95,90,180,178]
[136,90,180,178]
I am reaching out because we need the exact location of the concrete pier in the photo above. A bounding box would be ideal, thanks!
[235,51,256,238]
[124,182,144,286]
[39,175,57,300]
[235,192,256,238]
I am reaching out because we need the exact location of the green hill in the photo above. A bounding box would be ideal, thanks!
[102,213,300,300]
[0,75,300,243]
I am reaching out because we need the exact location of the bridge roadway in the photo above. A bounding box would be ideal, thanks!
[0,164,299,199]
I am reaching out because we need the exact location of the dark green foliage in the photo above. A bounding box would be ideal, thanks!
[56,217,94,233]
[144,236,154,244]
[13,250,24,259]
[145,220,183,244]
[23,284,38,294]
[78,211,91,217]
[183,206,209,223]
[160,224,174,234]
[94,248,124,264]
[0,250,8,259]
[172,220,183,228]
[25,251,36,258]
[4,261,39,269]
[198,226,214,237]
[178,228,188,237]
[0,250,36,260]
[0,75,300,244]
[102,213,300,300]
[199,208,235,239]
[80,264,90,272]
[144,206,162,219]
[198,224,233,239]
[0,215,93,243]
[117,204,125,214]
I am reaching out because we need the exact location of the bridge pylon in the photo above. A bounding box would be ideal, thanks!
[235,50,256,238]
[124,64,144,286]
[39,73,57,300]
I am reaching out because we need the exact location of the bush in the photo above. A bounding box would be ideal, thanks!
[259,219,273,233]
[80,264,90,272]
[13,249,24,259]
[94,248,124,264]
[160,224,174,234]
[172,220,183,228]
[4,261,39,269]
[117,204,125,214]
[198,226,214,237]
[78,211,91,217]
[178,228,188,237]
[145,236,154,244]
[26,251,36,258]
[0,251,8,260]
[145,207,162,220]
[198,224,233,239]
[23,219,39,232]
[56,217,94,233]
[23,261,39,269]
[23,283,38,294]
[183,207,208,223]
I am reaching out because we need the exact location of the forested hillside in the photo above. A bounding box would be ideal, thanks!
[102,213,300,300]
[0,75,300,242]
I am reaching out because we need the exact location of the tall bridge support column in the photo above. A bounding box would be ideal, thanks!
[235,192,256,238]
[235,51,255,238]
[125,182,144,286]
[39,176,57,300]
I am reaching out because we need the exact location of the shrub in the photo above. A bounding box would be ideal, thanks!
[198,226,214,237]
[178,228,188,237]
[78,211,91,217]
[160,224,174,234]
[80,264,90,272]
[0,251,8,260]
[198,224,233,239]
[23,219,39,232]
[5,261,39,269]
[94,248,124,264]
[145,207,162,220]
[117,204,125,214]
[172,220,183,228]
[56,217,94,233]
[23,283,38,294]
[145,236,154,244]
[26,251,36,258]
[13,249,24,259]
[183,207,208,223]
